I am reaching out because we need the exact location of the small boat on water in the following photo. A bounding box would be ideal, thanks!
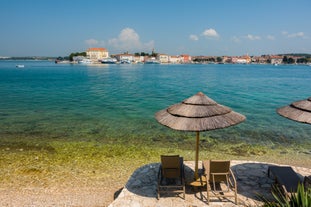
[145,58,160,64]
[120,59,131,64]
[78,59,92,64]
[145,60,160,64]
[101,57,117,64]
[16,64,25,68]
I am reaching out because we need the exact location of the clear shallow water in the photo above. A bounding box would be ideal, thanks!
[0,61,310,149]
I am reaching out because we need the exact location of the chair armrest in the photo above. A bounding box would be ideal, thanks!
[229,169,237,188]
[211,172,229,175]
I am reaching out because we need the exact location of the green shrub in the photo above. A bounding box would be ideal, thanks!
[259,183,311,207]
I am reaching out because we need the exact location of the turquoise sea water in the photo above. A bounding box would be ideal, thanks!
[0,61,310,150]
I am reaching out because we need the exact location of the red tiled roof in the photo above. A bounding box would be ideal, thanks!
[270,55,283,59]
[87,48,107,51]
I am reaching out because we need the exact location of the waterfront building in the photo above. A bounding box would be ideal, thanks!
[269,55,283,65]
[180,54,192,63]
[134,55,144,63]
[169,55,182,64]
[113,53,135,63]
[231,55,251,64]
[86,48,109,61]
[157,54,169,63]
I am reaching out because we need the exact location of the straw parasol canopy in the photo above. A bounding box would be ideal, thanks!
[277,97,311,125]
[155,92,246,179]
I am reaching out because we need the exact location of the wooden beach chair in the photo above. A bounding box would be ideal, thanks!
[268,165,302,198]
[304,175,311,189]
[157,155,185,199]
[203,160,237,204]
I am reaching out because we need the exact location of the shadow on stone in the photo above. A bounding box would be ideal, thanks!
[113,187,124,200]
[110,161,311,206]
[231,162,275,202]
[125,162,195,198]
[125,163,159,198]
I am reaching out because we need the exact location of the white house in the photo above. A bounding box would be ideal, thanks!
[157,54,169,63]
[169,55,182,64]
[86,48,109,61]
[113,54,135,63]
[270,55,283,65]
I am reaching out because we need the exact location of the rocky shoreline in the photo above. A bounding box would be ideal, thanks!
[109,160,311,207]
[2,160,309,207]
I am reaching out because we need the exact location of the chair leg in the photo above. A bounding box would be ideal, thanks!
[206,183,210,204]
[157,186,160,199]
[234,189,237,204]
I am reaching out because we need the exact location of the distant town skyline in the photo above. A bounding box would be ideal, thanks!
[1,0,310,57]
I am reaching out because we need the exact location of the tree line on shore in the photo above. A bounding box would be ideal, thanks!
[63,52,311,64]
[2,53,311,64]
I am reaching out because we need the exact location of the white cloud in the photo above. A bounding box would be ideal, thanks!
[282,31,288,36]
[267,35,275,40]
[189,34,199,41]
[85,39,99,45]
[84,28,154,52]
[202,28,219,38]
[108,28,154,52]
[282,31,306,38]
[245,34,261,40]
[231,36,240,43]
[287,32,305,38]
[84,38,106,47]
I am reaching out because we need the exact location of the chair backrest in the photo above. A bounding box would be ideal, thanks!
[304,176,311,189]
[161,155,181,178]
[209,160,230,182]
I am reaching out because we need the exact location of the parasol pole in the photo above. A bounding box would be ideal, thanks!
[194,131,200,179]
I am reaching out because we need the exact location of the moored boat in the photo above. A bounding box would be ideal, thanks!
[101,57,117,64]
[78,59,92,64]
[120,59,131,64]
[145,58,160,64]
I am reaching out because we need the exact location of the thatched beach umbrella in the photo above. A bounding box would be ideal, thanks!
[155,92,246,179]
[277,97,311,125]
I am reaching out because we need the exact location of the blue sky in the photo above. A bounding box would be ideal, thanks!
[1,0,310,57]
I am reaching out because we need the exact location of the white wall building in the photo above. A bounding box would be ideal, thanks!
[86,48,109,61]
[169,55,182,64]
[157,54,169,63]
